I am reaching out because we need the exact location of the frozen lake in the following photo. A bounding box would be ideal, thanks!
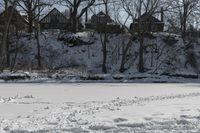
[0,83,200,132]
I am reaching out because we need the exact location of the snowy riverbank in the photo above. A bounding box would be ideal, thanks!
[0,71,199,83]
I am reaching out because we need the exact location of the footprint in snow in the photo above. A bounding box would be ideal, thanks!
[23,95,35,99]
[181,109,191,112]
[144,117,153,121]
[117,123,145,128]
[152,113,165,116]
[44,106,50,110]
[113,118,128,123]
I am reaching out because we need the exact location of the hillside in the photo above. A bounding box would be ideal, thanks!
[1,31,200,82]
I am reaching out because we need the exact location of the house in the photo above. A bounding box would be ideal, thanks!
[85,11,123,33]
[130,9,164,33]
[0,6,28,32]
[40,8,70,30]
[85,11,113,29]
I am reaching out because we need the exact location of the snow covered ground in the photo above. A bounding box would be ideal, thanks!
[1,83,200,132]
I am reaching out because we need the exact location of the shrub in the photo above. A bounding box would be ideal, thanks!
[163,36,178,47]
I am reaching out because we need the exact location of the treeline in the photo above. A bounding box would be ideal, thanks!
[0,0,200,73]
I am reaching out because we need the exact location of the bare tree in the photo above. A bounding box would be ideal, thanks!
[89,0,117,73]
[35,0,42,69]
[10,25,23,72]
[16,0,50,33]
[17,0,49,69]
[0,0,17,71]
[97,0,110,73]
[170,0,200,40]
[118,0,166,72]
[60,0,95,33]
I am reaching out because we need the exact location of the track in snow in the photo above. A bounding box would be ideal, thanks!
[1,89,200,133]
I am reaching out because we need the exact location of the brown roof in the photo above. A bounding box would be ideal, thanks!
[40,8,69,23]
[0,6,28,25]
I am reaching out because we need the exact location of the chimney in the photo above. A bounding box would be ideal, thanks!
[161,7,164,22]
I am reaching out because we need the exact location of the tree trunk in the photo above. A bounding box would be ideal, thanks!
[0,2,14,70]
[0,0,8,70]
[6,32,10,67]
[102,48,107,73]
[102,33,108,73]
[28,14,33,33]
[138,1,144,73]
[182,17,187,40]
[119,56,126,73]
[101,1,109,74]
[181,3,189,41]
[10,29,19,72]
[36,0,41,69]
[72,16,77,33]
[119,39,132,73]
[36,32,41,69]
[139,34,144,72]
[70,1,78,33]
[28,1,33,33]
[119,44,126,73]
